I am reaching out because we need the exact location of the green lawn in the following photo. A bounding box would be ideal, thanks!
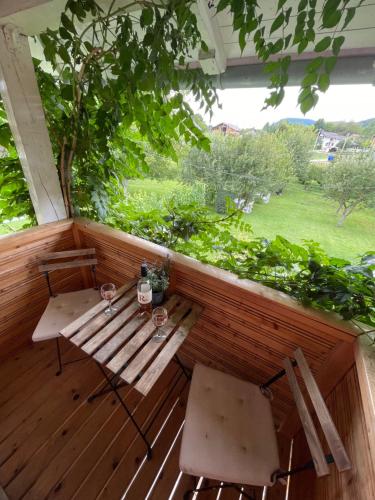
[129,179,375,261]
[237,184,375,261]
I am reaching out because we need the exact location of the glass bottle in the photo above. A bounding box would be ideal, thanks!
[137,263,152,316]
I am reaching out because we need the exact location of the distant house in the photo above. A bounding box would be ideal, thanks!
[318,130,346,151]
[212,122,240,136]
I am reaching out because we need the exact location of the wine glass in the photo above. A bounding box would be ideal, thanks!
[152,307,168,342]
[100,283,117,316]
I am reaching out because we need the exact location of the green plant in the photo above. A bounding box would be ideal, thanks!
[147,260,170,293]
[218,0,363,112]
[37,0,215,217]
[276,124,316,184]
[323,154,375,225]
[0,106,35,227]
[107,197,374,327]
[182,132,293,208]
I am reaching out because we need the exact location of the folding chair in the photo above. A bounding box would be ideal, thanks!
[180,348,351,499]
[32,248,100,375]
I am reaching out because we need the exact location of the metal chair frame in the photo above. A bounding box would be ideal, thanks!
[40,248,98,376]
[183,349,351,499]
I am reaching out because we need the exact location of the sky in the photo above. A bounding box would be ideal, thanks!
[189,84,375,129]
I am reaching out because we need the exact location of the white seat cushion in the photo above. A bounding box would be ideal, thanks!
[179,364,280,487]
[32,288,101,342]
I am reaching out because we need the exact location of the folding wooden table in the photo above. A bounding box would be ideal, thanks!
[59,279,202,459]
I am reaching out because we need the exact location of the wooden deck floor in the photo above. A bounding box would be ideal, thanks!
[0,340,263,500]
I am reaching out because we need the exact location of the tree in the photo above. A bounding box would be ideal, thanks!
[38,0,215,217]
[276,124,316,185]
[182,132,293,210]
[323,155,375,225]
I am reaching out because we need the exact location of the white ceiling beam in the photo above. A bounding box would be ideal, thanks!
[0,24,67,224]
[193,0,227,75]
[0,0,51,19]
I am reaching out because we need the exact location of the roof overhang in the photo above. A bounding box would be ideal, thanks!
[1,0,375,87]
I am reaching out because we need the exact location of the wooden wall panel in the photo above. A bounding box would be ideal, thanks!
[289,365,375,500]
[75,219,359,425]
[0,220,83,357]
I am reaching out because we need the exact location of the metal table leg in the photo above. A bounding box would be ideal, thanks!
[94,362,152,460]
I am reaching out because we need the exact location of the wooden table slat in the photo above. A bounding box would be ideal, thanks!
[134,304,202,396]
[70,289,137,347]
[60,280,135,338]
[93,315,147,365]
[119,300,192,384]
[106,295,182,374]
[82,298,139,355]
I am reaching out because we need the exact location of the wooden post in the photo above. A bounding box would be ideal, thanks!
[0,24,67,224]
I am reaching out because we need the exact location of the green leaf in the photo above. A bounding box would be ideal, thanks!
[343,7,356,29]
[300,92,315,113]
[277,0,288,8]
[59,27,72,40]
[239,28,246,53]
[216,0,230,13]
[298,0,308,11]
[306,57,323,71]
[321,9,341,29]
[61,84,73,100]
[58,45,70,64]
[314,36,331,52]
[298,38,308,54]
[270,38,284,54]
[302,72,317,86]
[332,36,345,56]
[270,13,284,34]
[140,7,153,28]
[318,73,330,91]
[325,56,337,73]
[61,13,76,34]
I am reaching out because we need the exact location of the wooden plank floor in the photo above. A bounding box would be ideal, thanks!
[0,340,267,500]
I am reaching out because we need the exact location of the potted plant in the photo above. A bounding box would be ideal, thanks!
[147,259,170,306]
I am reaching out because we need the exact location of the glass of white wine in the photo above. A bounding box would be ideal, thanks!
[100,283,117,316]
[152,307,168,342]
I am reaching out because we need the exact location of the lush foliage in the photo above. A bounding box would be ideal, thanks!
[276,124,316,184]
[182,132,293,210]
[0,106,35,227]
[323,154,375,225]
[105,197,375,327]
[217,0,364,112]
[38,0,216,217]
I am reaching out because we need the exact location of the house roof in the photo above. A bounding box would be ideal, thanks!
[212,122,240,131]
[319,130,347,140]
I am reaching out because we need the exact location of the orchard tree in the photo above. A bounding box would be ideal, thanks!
[182,132,293,208]
[276,124,316,185]
[323,155,375,225]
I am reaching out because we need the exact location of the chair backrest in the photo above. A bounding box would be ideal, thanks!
[283,348,351,477]
[38,248,97,273]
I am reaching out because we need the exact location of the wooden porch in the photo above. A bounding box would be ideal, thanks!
[0,219,375,499]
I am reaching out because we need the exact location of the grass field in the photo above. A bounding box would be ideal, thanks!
[129,179,375,261]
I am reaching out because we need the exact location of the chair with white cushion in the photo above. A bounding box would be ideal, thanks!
[179,348,351,499]
[32,248,100,375]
